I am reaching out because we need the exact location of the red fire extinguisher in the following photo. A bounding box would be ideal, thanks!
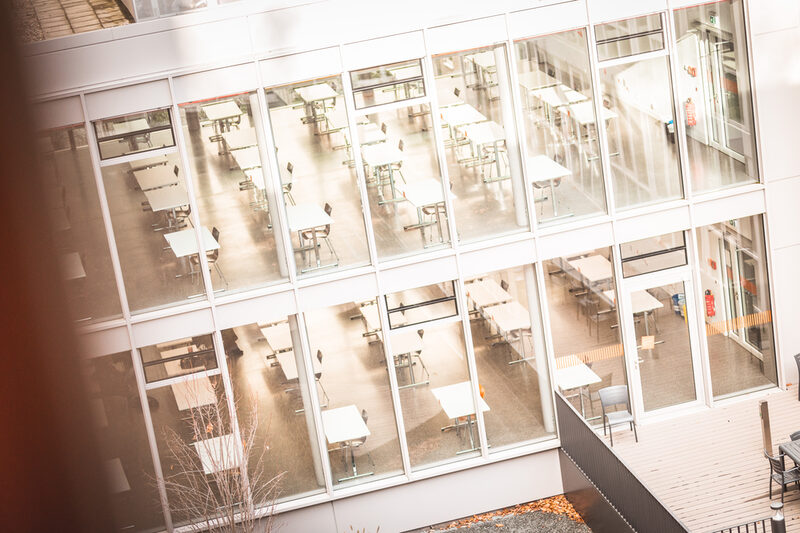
[705,289,715,317]
[685,98,697,127]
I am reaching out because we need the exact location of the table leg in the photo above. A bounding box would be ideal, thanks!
[311,230,321,267]
[550,178,558,217]
[579,386,586,417]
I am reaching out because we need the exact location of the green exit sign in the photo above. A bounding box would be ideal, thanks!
[710,14,718,25]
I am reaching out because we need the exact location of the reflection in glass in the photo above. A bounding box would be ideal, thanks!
[35,124,121,323]
[465,266,555,450]
[101,151,208,313]
[94,109,175,160]
[81,351,164,532]
[515,29,607,224]
[620,231,688,277]
[543,248,627,423]
[357,103,452,259]
[599,56,682,209]
[266,76,371,277]
[351,59,426,109]
[306,301,403,486]
[179,92,287,295]
[432,44,529,240]
[134,0,208,19]
[595,14,665,61]
[696,215,777,398]
[383,283,481,469]
[139,334,218,383]
[674,0,758,192]
[224,320,326,502]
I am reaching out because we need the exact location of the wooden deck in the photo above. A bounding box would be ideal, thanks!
[611,386,800,532]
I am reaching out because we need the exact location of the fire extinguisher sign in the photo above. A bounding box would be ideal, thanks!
[705,289,715,317]
[685,98,697,127]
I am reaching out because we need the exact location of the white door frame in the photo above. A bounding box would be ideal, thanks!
[619,265,705,420]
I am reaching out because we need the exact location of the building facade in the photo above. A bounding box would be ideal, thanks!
[26,0,800,531]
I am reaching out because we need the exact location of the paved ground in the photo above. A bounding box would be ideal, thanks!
[12,0,132,42]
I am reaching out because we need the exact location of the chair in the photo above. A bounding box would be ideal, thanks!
[585,299,616,342]
[349,409,374,467]
[791,431,800,441]
[315,350,329,407]
[300,203,338,263]
[765,450,800,502]
[795,354,800,401]
[598,385,637,447]
[189,226,225,285]
[500,280,509,292]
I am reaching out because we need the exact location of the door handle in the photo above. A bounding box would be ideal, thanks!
[637,358,644,364]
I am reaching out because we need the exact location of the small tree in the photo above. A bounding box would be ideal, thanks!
[160,378,283,532]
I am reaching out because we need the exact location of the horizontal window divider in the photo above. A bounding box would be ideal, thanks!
[143,367,221,390]
[211,281,295,305]
[97,144,178,167]
[95,123,173,144]
[352,75,424,93]
[141,346,215,367]
[354,94,431,116]
[128,299,213,324]
[621,245,687,264]
[75,316,127,335]
[595,47,669,68]
[595,28,664,46]
[613,198,689,221]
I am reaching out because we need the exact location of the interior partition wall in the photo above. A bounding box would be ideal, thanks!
[34,1,780,530]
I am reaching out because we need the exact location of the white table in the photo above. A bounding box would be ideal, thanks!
[362,143,405,203]
[459,120,507,182]
[202,101,243,131]
[286,203,335,271]
[171,376,216,411]
[484,301,533,363]
[527,155,572,217]
[567,100,618,127]
[59,251,86,281]
[389,329,427,388]
[295,83,338,131]
[567,254,613,285]
[358,303,382,336]
[164,227,220,258]
[259,321,293,353]
[555,354,601,417]
[400,178,453,245]
[193,434,241,474]
[274,350,323,381]
[465,51,497,89]
[231,146,262,171]
[358,122,386,145]
[603,289,663,336]
[321,405,372,481]
[431,381,490,453]
[465,279,512,310]
[133,165,178,191]
[144,183,189,213]
[221,128,257,151]
[517,70,559,92]
[129,154,168,172]
[441,103,488,132]
[104,458,131,494]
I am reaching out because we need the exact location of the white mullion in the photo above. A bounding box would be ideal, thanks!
[373,290,414,478]
[254,62,301,284]
[685,213,714,407]
[341,53,382,269]
[291,304,336,496]
[80,93,174,531]
[531,258,561,438]
[740,0,765,183]
[167,77,217,305]
[421,29,460,250]
[502,19,538,235]
[586,18,618,220]
[663,9,692,202]
[758,209,785,388]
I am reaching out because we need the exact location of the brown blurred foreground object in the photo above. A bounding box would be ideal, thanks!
[0,3,116,532]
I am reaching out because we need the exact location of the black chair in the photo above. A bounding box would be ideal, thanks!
[765,450,800,502]
[189,226,225,285]
[598,385,638,447]
[349,409,374,466]
[795,354,800,401]
[791,431,800,442]
[500,279,509,292]
[300,203,338,262]
[315,350,329,407]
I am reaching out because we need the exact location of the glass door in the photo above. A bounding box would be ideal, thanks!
[621,268,703,415]
[705,30,745,161]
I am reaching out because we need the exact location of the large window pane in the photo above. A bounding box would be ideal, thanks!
[432,44,529,241]
[139,334,218,384]
[595,14,665,61]
[381,283,482,469]
[100,148,208,313]
[357,103,453,259]
[266,76,371,277]
[599,55,683,209]
[620,231,688,277]
[305,301,403,486]
[178,92,287,295]
[515,29,607,225]
[696,215,777,398]
[224,319,326,502]
[674,0,758,192]
[81,351,164,532]
[543,247,627,423]
[95,109,175,160]
[465,266,556,450]
[351,59,426,109]
[36,124,121,323]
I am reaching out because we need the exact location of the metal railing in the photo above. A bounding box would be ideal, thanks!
[711,517,770,532]
[555,391,689,533]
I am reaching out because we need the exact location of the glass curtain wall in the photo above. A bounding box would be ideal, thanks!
[351,60,453,259]
[383,282,482,469]
[674,0,758,192]
[431,44,529,241]
[595,15,683,209]
[266,76,371,277]
[178,92,287,295]
[696,214,777,397]
[465,266,556,449]
[542,247,627,422]
[223,319,326,502]
[36,124,121,323]
[514,29,607,224]
[304,301,403,486]
[99,128,208,313]
[81,351,164,532]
